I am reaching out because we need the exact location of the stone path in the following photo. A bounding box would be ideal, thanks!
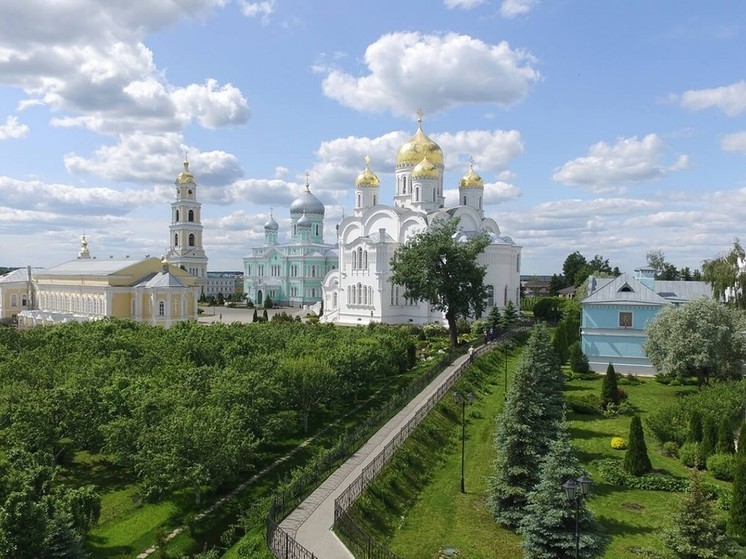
[279,350,476,559]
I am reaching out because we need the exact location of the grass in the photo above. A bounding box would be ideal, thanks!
[346,349,736,559]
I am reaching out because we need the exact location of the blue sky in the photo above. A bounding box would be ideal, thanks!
[1,0,745,275]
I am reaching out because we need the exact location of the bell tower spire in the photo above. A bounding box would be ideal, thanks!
[167,156,208,285]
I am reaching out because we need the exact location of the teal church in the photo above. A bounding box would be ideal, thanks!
[242,178,337,307]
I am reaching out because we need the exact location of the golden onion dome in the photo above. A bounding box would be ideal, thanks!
[412,155,439,179]
[176,158,196,185]
[355,155,380,188]
[459,158,484,188]
[396,109,443,167]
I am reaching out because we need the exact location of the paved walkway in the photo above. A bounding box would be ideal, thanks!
[280,350,476,558]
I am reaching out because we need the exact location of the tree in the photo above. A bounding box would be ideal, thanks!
[489,325,564,527]
[390,218,490,347]
[647,249,681,280]
[729,456,746,543]
[624,415,652,476]
[717,417,735,455]
[702,239,746,308]
[278,355,339,433]
[549,274,568,296]
[563,252,588,287]
[501,300,518,331]
[643,297,746,384]
[568,342,590,375]
[661,469,728,558]
[552,300,580,364]
[601,363,619,409]
[700,416,718,463]
[252,308,258,322]
[688,410,704,444]
[264,296,273,309]
[488,305,502,331]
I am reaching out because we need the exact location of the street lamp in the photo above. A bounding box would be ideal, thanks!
[453,390,474,493]
[562,474,592,559]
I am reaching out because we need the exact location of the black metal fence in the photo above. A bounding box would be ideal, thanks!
[265,345,467,559]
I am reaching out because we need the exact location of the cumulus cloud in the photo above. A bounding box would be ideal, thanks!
[319,32,539,116]
[0,116,29,140]
[500,0,540,18]
[680,81,746,116]
[238,0,275,24]
[552,134,689,191]
[64,133,244,186]
[0,176,162,216]
[444,0,487,9]
[722,131,746,154]
[0,1,249,136]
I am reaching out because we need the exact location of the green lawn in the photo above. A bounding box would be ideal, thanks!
[349,348,734,558]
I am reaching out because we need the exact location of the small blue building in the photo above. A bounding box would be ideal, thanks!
[581,267,712,375]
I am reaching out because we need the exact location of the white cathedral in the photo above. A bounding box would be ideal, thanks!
[321,111,521,325]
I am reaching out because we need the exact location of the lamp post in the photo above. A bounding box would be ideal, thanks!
[562,474,592,559]
[453,391,474,493]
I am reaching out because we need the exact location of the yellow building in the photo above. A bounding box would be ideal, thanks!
[0,267,39,322]
[15,246,199,327]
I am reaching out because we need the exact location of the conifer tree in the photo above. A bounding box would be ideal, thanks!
[252,308,258,322]
[568,342,590,375]
[661,469,728,557]
[489,325,564,527]
[700,416,717,463]
[729,456,746,544]
[717,417,735,455]
[262,308,268,321]
[738,424,746,458]
[688,410,704,443]
[601,363,619,409]
[624,415,651,476]
[519,430,605,559]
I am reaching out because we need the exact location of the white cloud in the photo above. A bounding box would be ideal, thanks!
[64,133,244,186]
[320,32,539,116]
[483,181,522,204]
[722,131,746,154]
[444,0,487,9]
[0,2,249,136]
[0,115,29,140]
[680,81,746,116]
[238,0,276,24]
[500,0,540,18]
[552,134,689,190]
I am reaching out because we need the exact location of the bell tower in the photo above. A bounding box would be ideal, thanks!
[167,157,208,284]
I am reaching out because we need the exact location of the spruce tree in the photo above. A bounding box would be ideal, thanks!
[601,363,619,409]
[489,325,564,527]
[700,416,717,463]
[688,410,704,443]
[568,342,590,375]
[252,308,258,322]
[519,430,605,559]
[729,456,746,544]
[717,417,735,455]
[662,469,728,557]
[624,415,651,476]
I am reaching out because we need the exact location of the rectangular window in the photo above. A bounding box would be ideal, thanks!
[619,311,632,328]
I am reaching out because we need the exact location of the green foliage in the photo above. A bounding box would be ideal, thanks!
[689,410,705,443]
[563,251,588,287]
[680,442,704,469]
[489,325,564,527]
[552,301,580,364]
[568,342,590,375]
[595,458,688,492]
[706,453,736,481]
[263,296,273,309]
[565,393,601,415]
[532,297,562,323]
[644,297,746,384]
[487,305,502,331]
[701,416,718,462]
[262,308,268,320]
[501,300,518,331]
[519,430,606,559]
[252,308,257,322]
[390,217,490,347]
[624,415,652,476]
[520,296,540,313]
[601,363,620,409]
[660,469,729,559]
[702,239,746,309]
[718,417,736,455]
[729,457,746,543]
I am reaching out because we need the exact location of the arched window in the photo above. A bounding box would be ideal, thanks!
[504,285,508,306]
[402,176,407,193]
[463,196,467,205]
[357,283,362,304]
[363,250,368,268]
[159,301,165,316]
[433,190,436,202]
[333,292,338,308]
[174,234,178,246]
[10,294,16,307]
[357,247,363,269]
[485,285,495,308]
[311,265,316,277]
[373,195,377,205]
[415,187,420,201]
[188,233,195,247]
[357,193,361,208]
[352,250,357,270]
[188,209,194,222]
[175,210,180,221]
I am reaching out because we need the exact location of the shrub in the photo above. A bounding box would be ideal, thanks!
[264,296,273,309]
[565,393,601,415]
[717,417,736,455]
[661,441,679,458]
[624,415,652,476]
[568,341,590,375]
[595,459,687,492]
[601,363,620,409]
[701,416,718,462]
[680,442,704,469]
[707,453,736,481]
[611,437,627,450]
